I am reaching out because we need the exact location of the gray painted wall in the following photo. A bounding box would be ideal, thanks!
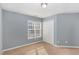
[54,13,79,46]
[43,13,79,47]
[2,10,42,50]
[0,8,2,53]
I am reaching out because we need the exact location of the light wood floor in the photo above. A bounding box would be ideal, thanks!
[2,42,79,55]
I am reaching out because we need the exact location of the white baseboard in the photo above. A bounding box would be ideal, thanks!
[2,41,42,52]
[43,40,54,45]
[43,40,79,48]
[53,44,79,48]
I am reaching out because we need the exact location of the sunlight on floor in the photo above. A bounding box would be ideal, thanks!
[25,46,48,55]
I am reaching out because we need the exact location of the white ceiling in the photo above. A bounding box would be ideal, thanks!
[1,3,79,18]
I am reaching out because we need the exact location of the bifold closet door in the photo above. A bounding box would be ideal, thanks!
[54,14,79,47]
[43,18,54,45]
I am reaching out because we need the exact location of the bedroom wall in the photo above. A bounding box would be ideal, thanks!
[54,13,79,47]
[0,8,2,53]
[43,13,79,47]
[2,10,42,50]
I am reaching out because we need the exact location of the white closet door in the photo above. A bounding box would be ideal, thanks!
[43,19,54,45]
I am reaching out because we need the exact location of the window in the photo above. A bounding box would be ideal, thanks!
[28,20,41,39]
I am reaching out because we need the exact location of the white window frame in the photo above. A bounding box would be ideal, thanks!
[27,20,41,40]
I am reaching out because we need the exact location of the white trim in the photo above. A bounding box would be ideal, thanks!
[43,40,54,45]
[44,40,79,48]
[27,20,41,40]
[43,41,79,48]
[2,41,41,52]
[43,40,79,48]
[53,44,79,48]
